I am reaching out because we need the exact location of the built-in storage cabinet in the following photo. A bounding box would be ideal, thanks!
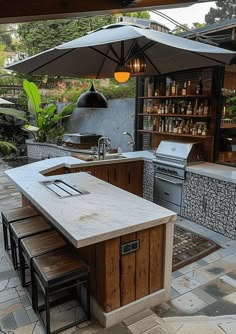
[136,68,219,161]
[182,172,236,239]
[44,161,143,197]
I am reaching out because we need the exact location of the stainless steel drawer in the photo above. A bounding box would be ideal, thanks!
[154,173,183,207]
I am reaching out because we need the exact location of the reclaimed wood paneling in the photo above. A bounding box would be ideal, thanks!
[120,233,136,305]
[135,229,150,299]
[149,225,164,293]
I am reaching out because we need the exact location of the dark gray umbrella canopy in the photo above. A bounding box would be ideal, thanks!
[7,23,236,78]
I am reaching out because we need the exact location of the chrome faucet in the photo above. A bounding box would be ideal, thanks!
[123,132,135,147]
[98,136,111,160]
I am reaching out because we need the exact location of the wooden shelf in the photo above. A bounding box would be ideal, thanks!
[220,126,236,129]
[138,113,214,118]
[139,95,209,99]
[138,129,213,139]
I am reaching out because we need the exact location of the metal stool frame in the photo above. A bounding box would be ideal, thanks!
[32,254,90,334]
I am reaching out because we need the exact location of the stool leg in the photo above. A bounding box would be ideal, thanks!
[19,244,26,287]
[2,222,9,251]
[45,288,50,334]
[9,230,17,270]
[31,267,37,311]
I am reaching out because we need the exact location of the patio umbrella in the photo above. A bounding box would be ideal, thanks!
[6,23,236,78]
[0,98,14,104]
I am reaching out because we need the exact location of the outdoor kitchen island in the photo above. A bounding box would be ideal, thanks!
[5,156,176,328]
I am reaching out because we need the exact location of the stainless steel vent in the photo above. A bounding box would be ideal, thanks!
[42,180,89,198]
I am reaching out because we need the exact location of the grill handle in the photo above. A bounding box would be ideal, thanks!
[155,175,183,185]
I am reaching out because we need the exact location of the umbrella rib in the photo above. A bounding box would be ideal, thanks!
[187,50,226,65]
[28,49,74,74]
[89,46,118,63]
[144,53,161,75]
[96,49,110,79]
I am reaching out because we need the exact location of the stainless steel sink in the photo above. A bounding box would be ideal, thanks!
[94,154,127,161]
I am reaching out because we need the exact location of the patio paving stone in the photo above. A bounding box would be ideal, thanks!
[223,292,236,304]
[13,307,31,327]
[0,312,17,330]
[196,300,236,316]
[171,291,208,314]
[191,287,217,305]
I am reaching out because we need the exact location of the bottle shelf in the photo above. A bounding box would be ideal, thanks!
[138,129,213,139]
[138,113,214,118]
[139,95,209,99]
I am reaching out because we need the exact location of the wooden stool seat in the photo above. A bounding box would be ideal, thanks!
[32,248,90,334]
[1,206,39,251]
[10,216,52,269]
[19,230,67,287]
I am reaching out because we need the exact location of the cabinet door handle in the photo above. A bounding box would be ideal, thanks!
[155,175,182,185]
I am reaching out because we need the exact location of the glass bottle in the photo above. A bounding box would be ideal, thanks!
[182,82,187,96]
[187,81,191,95]
[171,81,176,96]
[203,102,209,115]
[196,76,203,95]
[186,102,192,115]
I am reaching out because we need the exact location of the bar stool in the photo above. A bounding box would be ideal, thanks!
[10,216,52,269]
[1,206,39,251]
[19,229,67,288]
[32,247,90,334]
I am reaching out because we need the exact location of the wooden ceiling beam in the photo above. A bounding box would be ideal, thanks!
[0,0,199,23]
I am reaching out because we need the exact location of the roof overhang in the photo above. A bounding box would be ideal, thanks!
[0,0,211,23]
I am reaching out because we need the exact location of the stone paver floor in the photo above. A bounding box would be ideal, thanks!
[1,164,236,333]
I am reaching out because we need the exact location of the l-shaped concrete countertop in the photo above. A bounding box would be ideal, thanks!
[5,151,236,248]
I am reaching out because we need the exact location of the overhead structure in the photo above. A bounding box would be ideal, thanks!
[0,0,211,23]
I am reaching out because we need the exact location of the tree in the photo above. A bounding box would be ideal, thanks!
[123,11,150,19]
[205,1,236,24]
[17,16,116,56]
[0,24,13,50]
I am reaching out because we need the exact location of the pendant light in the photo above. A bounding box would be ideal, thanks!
[128,54,146,74]
[114,63,130,84]
[76,83,108,108]
[114,41,130,84]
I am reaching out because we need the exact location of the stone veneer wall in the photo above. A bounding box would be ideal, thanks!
[182,172,236,239]
[143,160,154,202]
[26,140,74,159]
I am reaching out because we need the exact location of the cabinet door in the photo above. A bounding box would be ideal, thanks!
[118,161,143,196]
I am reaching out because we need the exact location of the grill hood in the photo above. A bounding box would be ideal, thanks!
[155,140,204,166]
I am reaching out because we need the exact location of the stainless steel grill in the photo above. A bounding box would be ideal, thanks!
[153,140,204,214]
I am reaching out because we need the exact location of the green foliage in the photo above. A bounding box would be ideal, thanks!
[22,79,75,142]
[0,141,17,156]
[0,107,27,121]
[49,78,136,103]
[0,24,13,50]
[226,95,236,121]
[205,1,236,24]
[17,16,116,56]
[122,11,150,19]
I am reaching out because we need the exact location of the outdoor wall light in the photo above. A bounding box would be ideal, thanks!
[76,83,108,108]
[114,64,130,84]
[128,55,146,74]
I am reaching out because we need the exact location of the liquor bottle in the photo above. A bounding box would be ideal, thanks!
[182,82,187,96]
[173,120,178,134]
[198,124,203,135]
[165,118,169,132]
[165,100,168,114]
[159,118,162,132]
[186,102,192,115]
[202,125,207,136]
[185,120,190,134]
[187,81,191,95]
[203,102,209,115]
[168,118,174,133]
[193,99,198,115]
[199,103,204,115]
[172,103,175,114]
[161,118,165,133]
[171,81,176,96]
[196,76,203,95]
[153,119,157,131]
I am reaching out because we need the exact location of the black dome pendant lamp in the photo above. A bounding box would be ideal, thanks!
[76,82,108,108]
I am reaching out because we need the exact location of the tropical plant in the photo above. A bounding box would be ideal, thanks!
[22,79,75,142]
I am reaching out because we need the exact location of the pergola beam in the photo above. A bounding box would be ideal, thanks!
[0,0,208,23]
